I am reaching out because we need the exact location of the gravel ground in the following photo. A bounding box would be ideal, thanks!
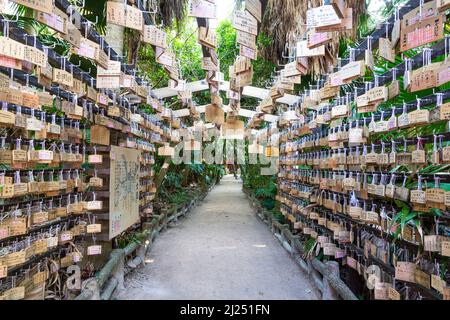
[116,175,318,300]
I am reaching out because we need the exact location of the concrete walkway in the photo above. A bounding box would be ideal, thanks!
[117,176,318,300]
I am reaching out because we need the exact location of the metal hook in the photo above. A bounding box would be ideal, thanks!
[277,60,286,68]
[2,13,19,38]
[91,16,99,25]
[3,13,19,23]
[22,34,35,44]
[282,42,296,60]
[76,0,85,7]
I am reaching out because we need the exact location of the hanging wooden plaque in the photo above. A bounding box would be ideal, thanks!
[395,262,416,283]
[11,0,52,14]
[87,245,102,256]
[378,38,395,63]
[388,80,400,99]
[34,7,68,34]
[400,15,444,52]
[188,0,217,19]
[240,44,258,60]
[125,5,143,31]
[245,0,262,22]
[155,47,176,67]
[24,46,46,68]
[71,37,100,61]
[90,125,110,146]
[198,27,217,49]
[0,55,22,70]
[410,64,439,92]
[437,62,450,86]
[141,25,167,48]
[234,67,253,87]
[232,10,258,36]
[236,30,256,50]
[414,269,431,289]
[307,5,341,30]
[402,1,437,28]
[297,40,325,57]
[201,57,218,71]
[320,83,339,100]
[106,1,126,27]
[233,56,252,74]
[330,60,365,86]
[97,76,120,89]
[63,24,82,48]
[52,68,73,87]
[205,104,224,125]
[283,61,303,77]
[97,60,121,76]
[0,37,25,60]
[391,19,401,45]
[0,110,15,125]
[307,30,331,49]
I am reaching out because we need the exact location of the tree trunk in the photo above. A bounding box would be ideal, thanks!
[127,30,141,65]
[104,0,125,57]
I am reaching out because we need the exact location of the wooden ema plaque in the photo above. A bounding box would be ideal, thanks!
[378,38,395,63]
[201,57,218,71]
[198,27,217,49]
[63,24,82,48]
[205,104,225,125]
[0,54,22,70]
[245,0,262,22]
[106,2,143,31]
[0,37,25,60]
[34,7,68,34]
[307,30,332,49]
[297,40,325,57]
[155,47,176,67]
[237,30,257,50]
[11,0,52,14]
[142,25,168,48]
[188,0,217,19]
[232,10,258,36]
[240,44,258,60]
[307,5,341,30]
[400,15,444,52]
[330,60,365,86]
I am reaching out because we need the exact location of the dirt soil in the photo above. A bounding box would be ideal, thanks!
[116,175,318,300]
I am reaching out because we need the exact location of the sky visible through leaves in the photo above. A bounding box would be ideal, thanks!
[213,0,387,25]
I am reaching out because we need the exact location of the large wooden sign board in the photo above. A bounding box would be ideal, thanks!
[109,146,141,239]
